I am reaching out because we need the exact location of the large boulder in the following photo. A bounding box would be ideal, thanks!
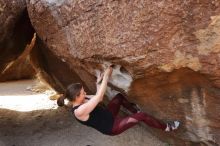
[26,0,220,145]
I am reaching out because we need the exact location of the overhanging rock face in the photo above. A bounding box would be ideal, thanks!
[26,0,220,145]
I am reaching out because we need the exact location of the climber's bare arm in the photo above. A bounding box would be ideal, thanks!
[74,67,113,120]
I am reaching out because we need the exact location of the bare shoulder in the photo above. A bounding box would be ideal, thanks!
[74,108,89,121]
[74,111,89,121]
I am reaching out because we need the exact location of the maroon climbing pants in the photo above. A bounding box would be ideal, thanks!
[107,93,166,135]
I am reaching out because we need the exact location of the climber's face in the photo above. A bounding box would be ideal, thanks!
[76,87,87,103]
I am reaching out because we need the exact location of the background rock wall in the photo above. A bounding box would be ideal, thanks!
[0,0,35,81]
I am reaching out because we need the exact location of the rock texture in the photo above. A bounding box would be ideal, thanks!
[1,0,218,145]
[129,68,220,146]
[0,0,35,80]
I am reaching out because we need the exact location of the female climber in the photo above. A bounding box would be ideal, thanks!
[57,65,180,135]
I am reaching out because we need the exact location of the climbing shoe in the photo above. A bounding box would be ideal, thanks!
[165,121,180,132]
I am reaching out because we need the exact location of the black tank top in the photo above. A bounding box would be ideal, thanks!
[72,101,114,135]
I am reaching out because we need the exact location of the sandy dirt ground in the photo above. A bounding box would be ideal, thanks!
[0,79,166,146]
